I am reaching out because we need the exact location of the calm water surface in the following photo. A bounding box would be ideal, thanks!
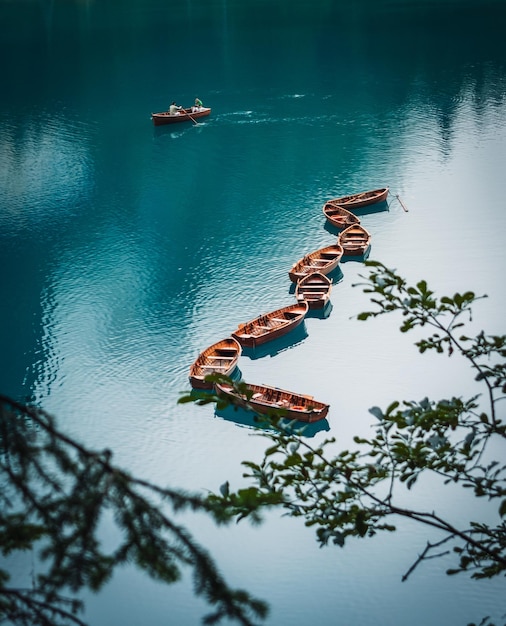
[1,1,506,624]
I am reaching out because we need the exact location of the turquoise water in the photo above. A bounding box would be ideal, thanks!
[1,1,506,624]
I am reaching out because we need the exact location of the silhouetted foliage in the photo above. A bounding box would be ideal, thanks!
[0,395,269,626]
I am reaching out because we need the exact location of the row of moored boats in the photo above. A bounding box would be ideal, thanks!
[188,187,390,424]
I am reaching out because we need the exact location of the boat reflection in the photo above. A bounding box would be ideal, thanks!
[323,220,342,237]
[340,245,371,262]
[305,300,333,319]
[328,265,344,284]
[152,125,191,140]
[348,200,389,216]
[240,321,308,360]
[214,404,330,438]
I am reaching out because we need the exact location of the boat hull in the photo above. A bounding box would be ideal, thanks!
[232,302,308,348]
[215,382,329,423]
[151,107,211,126]
[338,224,372,256]
[327,187,389,210]
[295,272,332,309]
[189,337,241,389]
[322,202,361,229]
[289,244,343,283]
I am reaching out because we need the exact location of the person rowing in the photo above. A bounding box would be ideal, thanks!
[169,101,182,115]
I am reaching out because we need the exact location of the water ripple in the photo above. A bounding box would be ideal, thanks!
[0,110,95,234]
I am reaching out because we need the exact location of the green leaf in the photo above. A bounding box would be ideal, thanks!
[369,406,384,420]
[357,312,371,321]
[385,401,400,415]
[177,395,194,404]
[265,445,280,457]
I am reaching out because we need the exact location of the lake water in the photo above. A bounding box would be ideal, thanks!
[1,1,506,624]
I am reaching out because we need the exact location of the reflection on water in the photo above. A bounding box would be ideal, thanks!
[346,200,391,217]
[240,323,309,361]
[214,403,330,438]
[0,113,94,233]
[305,301,333,320]
[340,245,372,263]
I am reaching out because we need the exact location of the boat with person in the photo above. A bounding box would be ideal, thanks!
[214,380,330,423]
[232,302,308,348]
[295,272,332,309]
[288,243,343,282]
[322,202,361,230]
[338,224,372,256]
[326,187,389,210]
[151,107,211,126]
[189,337,241,389]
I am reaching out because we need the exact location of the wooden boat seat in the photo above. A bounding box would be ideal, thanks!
[207,355,235,361]
[276,399,290,407]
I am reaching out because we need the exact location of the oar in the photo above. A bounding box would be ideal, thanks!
[395,194,409,212]
[185,109,199,125]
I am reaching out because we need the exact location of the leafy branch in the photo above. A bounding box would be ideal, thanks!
[191,262,506,586]
[0,395,268,626]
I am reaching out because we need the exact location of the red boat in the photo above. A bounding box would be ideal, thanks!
[189,337,241,390]
[215,381,330,423]
[151,107,211,126]
[322,202,361,229]
[326,187,389,210]
[288,243,343,283]
[295,272,332,309]
[338,224,372,256]
[232,302,308,348]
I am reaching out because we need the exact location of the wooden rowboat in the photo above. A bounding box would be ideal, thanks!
[295,272,332,309]
[151,107,211,126]
[326,187,389,210]
[338,224,372,256]
[189,337,241,389]
[322,202,361,230]
[288,243,343,283]
[232,302,308,348]
[215,381,330,423]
